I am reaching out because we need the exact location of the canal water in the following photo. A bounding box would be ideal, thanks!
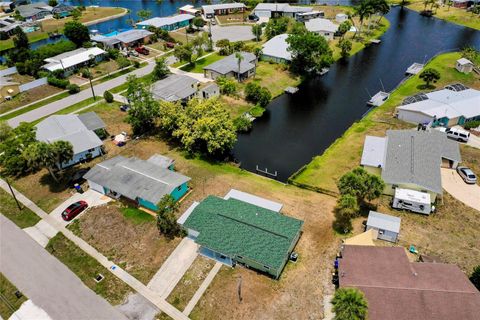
[232,7,480,181]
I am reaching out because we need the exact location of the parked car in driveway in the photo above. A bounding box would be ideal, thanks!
[437,127,470,142]
[456,166,478,184]
[61,201,88,221]
[135,46,150,55]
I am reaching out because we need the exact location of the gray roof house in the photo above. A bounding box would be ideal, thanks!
[35,112,106,168]
[305,18,338,40]
[151,74,199,103]
[261,33,291,63]
[202,2,246,18]
[361,130,461,201]
[366,211,401,243]
[203,52,257,81]
[16,2,52,20]
[93,29,153,49]
[84,155,191,209]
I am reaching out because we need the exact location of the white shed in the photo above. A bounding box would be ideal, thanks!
[335,13,349,23]
[455,58,473,74]
[366,211,401,243]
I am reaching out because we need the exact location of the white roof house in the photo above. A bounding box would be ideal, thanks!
[305,18,338,38]
[457,58,473,66]
[397,85,480,124]
[42,47,105,72]
[202,2,246,15]
[261,34,291,62]
[136,14,195,29]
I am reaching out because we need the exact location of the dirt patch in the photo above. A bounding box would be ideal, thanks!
[73,204,181,284]
[0,84,63,114]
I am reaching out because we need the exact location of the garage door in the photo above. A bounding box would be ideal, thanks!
[87,180,105,194]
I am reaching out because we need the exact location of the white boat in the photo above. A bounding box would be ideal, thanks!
[285,87,299,94]
[367,91,389,106]
[405,63,424,75]
[370,39,381,44]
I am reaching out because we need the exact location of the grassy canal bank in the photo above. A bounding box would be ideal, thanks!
[290,52,480,192]
[0,7,127,52]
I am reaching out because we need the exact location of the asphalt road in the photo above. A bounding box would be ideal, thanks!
[0,215,128,320]
[7,61,155,128]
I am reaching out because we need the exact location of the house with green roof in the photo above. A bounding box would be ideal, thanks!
[178,190,303,279]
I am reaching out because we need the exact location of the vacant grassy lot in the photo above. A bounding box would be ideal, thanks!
[407,1,480,30]
[166,256,215,311]
[179,53,224,73]
[0,85,64,117]
[0,273,27,319]
[0,189,40,228]
[46,233,131,305]
[292,52,480,192]
[218,95,252,118]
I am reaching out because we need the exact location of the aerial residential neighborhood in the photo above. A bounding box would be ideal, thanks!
[0,1,479,320]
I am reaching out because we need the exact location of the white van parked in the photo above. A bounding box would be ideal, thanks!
[436,127,470,142]
[392,188,435,215]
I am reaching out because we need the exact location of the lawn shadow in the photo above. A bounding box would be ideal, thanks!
[39,171,69,193]
[416,84,436,90]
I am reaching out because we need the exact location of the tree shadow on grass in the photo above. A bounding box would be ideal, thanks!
[416,84,436,90]
[38,171,69,193]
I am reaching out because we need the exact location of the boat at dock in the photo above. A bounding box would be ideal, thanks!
[285,87,299,94]
[370,39,381,44]
[367,91,390,106]
[405,63,424,75]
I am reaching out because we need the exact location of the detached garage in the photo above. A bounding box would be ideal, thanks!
[366,211,401,243]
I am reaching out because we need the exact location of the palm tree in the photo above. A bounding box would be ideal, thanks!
[51,140,74,169]
[235,52,244,82]
[353,0,374,39]
[374,0,390,24]
[331,288,368,320]
[22,142,59,181]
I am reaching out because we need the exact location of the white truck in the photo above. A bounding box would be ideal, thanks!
[392,188,435,215]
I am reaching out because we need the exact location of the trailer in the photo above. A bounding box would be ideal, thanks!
[392,188,435,215]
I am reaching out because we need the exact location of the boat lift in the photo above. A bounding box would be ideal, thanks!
[366,78,390,107]
[405,62,425,75]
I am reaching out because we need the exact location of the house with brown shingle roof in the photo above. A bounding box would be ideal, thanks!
[338,245,480,320]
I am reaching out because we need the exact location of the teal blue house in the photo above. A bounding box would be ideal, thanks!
[137,14,195,31]
[52,4,74,18]
[84,154,191,211]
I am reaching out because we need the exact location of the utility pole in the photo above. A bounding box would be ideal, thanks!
[237,276,243,303]
[5,178,22,211]
[88,54,96,100]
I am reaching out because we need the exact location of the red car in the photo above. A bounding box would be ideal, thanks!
[165,42,175,49]
[61,201,88,221]
[135,46,150,55]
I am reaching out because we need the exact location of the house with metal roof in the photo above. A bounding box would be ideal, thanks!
[0,17,20,35]
[261,34,291,64]
[305,18,338,40]
[338,245,480,320]
[0,75,20,100]
[253,3,312,19]
[396,84,480,127]
[201,2,246,19]
[42,47,106,75]
[16,2,52,21]
[179,5,200,16]
[35,112,106,168]
[151,74,199,103]
[203,52,257,81]
[361,130,461,201]
[137,14,194,31]
[84,154,191,210]
[93,29,153,49]
[366,211,401,243]
[178,190,303,279]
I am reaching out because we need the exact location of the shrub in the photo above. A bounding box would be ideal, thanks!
[464,120,480,130]
[106,48,119,60]
[133,60,140,68]
[81,68,91,79]
[116,55,131,69]
[244,83,272,107]
[103,90,114,103]
[233,116,252,132]
[216,76,236,95]
[67,84,80,94]
[47,76,69,89]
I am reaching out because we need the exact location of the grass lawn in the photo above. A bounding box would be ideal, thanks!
[291,51,480,192]
[0,86,65,118]
[0,273,27,319]
[407,1,480,30]
[0,189,41,228]
[46,233,131,305]
[166,256,215,311]
[218,95,252,118]
[0,7,126,51]
[179,53,224,73]
[120,206,155,225]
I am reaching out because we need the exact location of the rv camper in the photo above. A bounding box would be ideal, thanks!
[392,188,435,215]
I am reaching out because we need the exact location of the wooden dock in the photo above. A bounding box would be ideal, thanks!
[285,87,299,94]
[367,91,389,106]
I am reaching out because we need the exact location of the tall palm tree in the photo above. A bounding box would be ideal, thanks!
[22,142,59,181]
[331,288,368,320]
[354,0,374,39]
[235,52,244,82]
[51,140,74,169]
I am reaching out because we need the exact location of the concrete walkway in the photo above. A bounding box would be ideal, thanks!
[9,299,52,320]
[0,178,190,320]
[441,168,480,211]
[183,262,222,316]
[24,219,58,247]
[0,215,128,320]
[147,238,199,298]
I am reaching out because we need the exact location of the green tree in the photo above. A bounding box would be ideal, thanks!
[419,68,441,88]
[50,140,74,168]
[193,16,205,30]
[152,56,169,80]
[156,195,182,239]
[353,0,374,38]
[0,123,37,176]
[252,24,262,42]
[216,76,237,95]
[71,8,82,20]
[0,121,12,141]
[216,39,231,55]
[48,0,58,6]
[172,98,237,156]
[332,194,359,234]
[173,44,194,64]
[235,52,244,82]
[470,265,480,291]
[337,39,352,59]
[125,75,160,135]
[21,141,72,181]
[286,30,333,75]
[337,20,352,39]
[264,17,291,40]
[332,288,368,320]
[63,21,90,47]
[337,167,384,204]
[12,26,29,50]
[137,9,152,21]
[244,82,271,107]
[158,100,183,134]
[103,90,114,103]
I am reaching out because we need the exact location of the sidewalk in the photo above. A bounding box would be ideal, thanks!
[0,178,189,320]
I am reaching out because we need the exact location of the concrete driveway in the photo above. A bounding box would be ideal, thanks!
[147,237,199,298]
[467,133,480,149]
[49,189,112,227]
[210,25,254,42]
[441,168,480,211]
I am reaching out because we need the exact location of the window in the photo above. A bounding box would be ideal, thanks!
[177,185,182,191]
[263,265,270,270]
